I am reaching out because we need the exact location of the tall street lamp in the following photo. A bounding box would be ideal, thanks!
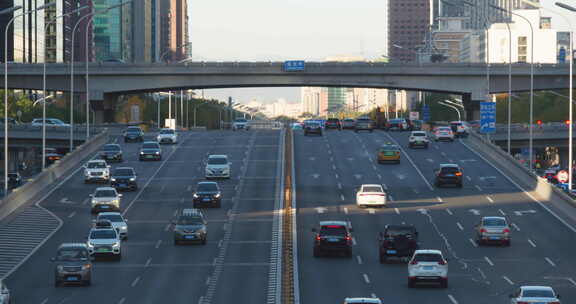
[70,1,131,152]
[439,101,462,121]
[555,1,575,190]
[4,3,54,195]
[43,5,89,170]
[491,5,534,171]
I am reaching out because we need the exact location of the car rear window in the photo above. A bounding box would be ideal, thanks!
[413,253,443,262]
[99,214,123,223]
[327,118,339,122]
[482,218,506,226]
[386,228,415,237]
[363,186,383,193]
[412,132,426,137]
[522,289,554,298]
[305,122,320,127]
[440,167,460,174]
[198,183,218,192]
[320,225,347,236]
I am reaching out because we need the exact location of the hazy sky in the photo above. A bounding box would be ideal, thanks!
[188,0,576,104]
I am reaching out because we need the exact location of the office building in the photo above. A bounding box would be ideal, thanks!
[132,0,152,62]
[160,0,188,62]
[93,0,131,61]
[0,0,48,63]
[387,0,430,62]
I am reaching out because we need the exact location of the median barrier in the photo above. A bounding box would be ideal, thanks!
[0,129,109,222]
[467,131,576,208]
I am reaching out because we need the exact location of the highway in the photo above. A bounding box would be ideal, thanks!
[5,129,283,304]
[295,129,576,303]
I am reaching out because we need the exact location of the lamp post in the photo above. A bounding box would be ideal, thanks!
[5,3,54,194]
[43,5,89,170]
[439,101,461,121]
[70,1,131,152]
[555,1,575,190]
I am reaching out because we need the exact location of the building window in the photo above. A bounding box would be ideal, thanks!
[518,36,527,63]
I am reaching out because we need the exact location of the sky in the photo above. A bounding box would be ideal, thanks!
[188,0,576,104]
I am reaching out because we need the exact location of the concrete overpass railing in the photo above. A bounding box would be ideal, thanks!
[0,128,110,222]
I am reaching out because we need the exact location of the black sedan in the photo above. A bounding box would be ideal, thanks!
[193,182,222,208]
[123,126,144,142]
[139,141,162,161]
[110,167,138,191]
[100,144,123,162]
[7,173,22,189]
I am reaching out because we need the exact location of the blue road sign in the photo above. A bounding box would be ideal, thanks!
[559,47,566,63]
[283,60,305,72]
[422,104,431,121]
[480,102,496,133]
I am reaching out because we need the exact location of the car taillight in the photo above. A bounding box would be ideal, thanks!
[345,235,351,241]
[502,228,510,234]
[315,235,321,241]
[480,228,487,233]
[409,260,418,265]
[455,172,462,176]
[396,152,400,155]
[438,260,447,265]
[548,302,560,304]
[516,302,529,304]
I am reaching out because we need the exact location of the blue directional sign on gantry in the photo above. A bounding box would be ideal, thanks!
[480,102,496,133]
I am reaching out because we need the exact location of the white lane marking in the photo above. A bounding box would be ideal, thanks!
[446,209,453,216]
[186,185,192,191]
[343,207,349,215]
[545,257,556,267]
[164,223,171,232]
[160,185,166,193]
[40,298,48,304]
[448,294,458,304]
[363,273,371,284]
[356,255,363,265]
[155,240,162,249]
[377,174,382,180]
[469,238,478,247]
[352,237,357,246]
[382,132,434,191]
[460,139,576,233]
[131,276,141,287]
[484,256,494,266]
[394,208,400,215]
[67,211,76,218]
[437,196,443,203]
[368,209,375,214]
[527,239,536,247]
[335,173,339,179]
[503,276,514,285]
[434,145,439,150]
[486,196,494,203]
[145,258,152,267]
[218,239,223,248]
[173,209,178,217]
[498,209,507,216]
[332,164,336,170]
[466,176,472,181]
[337,183,342,190]
[511,223,521,231]
[456,222,464,231]
[441,152,447,157]
[568,278,576,287]
[330,157,334,162]
[340,194,345,201]
[412,188,419,194]
[475,185,482,191]
[118,297,126,304]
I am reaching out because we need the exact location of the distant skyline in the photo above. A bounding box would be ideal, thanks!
[188,0,576,104]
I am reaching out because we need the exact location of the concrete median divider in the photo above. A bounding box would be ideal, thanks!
[466,131,576,208]
[0,129,110,222]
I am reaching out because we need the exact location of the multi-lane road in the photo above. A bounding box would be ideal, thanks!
[3,125,576,303]
[295,129,576,303]
[5,129,283,304]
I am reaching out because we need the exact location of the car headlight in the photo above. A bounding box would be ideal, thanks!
[57,265,64,271]
[82,264,91,270]
[129,177,135,181]
[111,178,116,182]
[91,199,97,205]
[112,242,120,248]
[120,226,128,231]
[140,151,144,155]
[87,242,94,248]
[155,151,160,155]
[214,193,221,198]
[193,193,199,198]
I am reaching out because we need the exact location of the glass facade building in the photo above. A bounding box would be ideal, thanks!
[93,0,123,61]
[0,0,47,63]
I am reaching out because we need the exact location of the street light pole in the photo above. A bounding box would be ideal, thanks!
[439,102,461,121]
[505,21,512,155]
[5,3,53,194]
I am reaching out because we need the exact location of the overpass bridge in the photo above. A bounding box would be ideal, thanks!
[3,62,575,121]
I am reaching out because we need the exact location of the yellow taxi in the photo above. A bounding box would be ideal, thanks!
[377,143,401,164]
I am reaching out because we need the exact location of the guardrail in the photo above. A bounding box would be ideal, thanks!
[282,128,296,304]
[0,129,109,222]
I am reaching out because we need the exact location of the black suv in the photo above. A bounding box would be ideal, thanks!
[51,243,92,287]
[325,118,342,130]
[123,126,144,142]
[100,144,123,162]
[193,181,222,208]
[304,121,323,136]
[139,141,162,161]
[378,224,419,263]
[312,221,353,257]
[110,167,138,191]
[434,164,463,188]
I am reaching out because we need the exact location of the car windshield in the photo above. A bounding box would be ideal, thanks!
[413,253,443,262]
[57,249,88,260]
[90,229,117,239]
[412,132,426,137]
[114,168,134,176]
[440,167,460,174]
[177,217,203,225]
[99,214,123,223]
[103,145,120,151]
[94,190,117,198]
[198,183,218,192]
[142,143,159,149]
[126,128,140,133]
[235,119,247,123]
[320,225,346,236]
[160,129,175,134]
[386,228,415,237]
[483,218,506,226]
[87,162,106,169]
[208,157,227,165]
[305,122,320,127]
[362,186,383,193]
[522,289,554,298]
[437,127,451,131]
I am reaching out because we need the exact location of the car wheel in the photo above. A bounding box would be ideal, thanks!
[54,279,61,288]
[379,254,387,264]
[440,278,448,288]
[408,278,415,288]
[202,238,207,245]
[84,179,89,184]
[84,279,91,286]
[313,247,321,258]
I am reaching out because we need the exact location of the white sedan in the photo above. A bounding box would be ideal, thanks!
[157,128,178,144]
[356,184,387,207]
[509,286,561,304]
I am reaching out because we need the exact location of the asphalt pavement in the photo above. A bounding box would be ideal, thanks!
[5,128,283,304]
[295,129,576,304]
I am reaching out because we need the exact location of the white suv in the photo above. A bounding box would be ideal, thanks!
[356,184,386,208]
[205,155,231,179]
[0,280,11,304]
[408,131,429,149]
[232,118,250,131]
[87,226,122,260]
[157,128,178,144]
[407,249,448,288]
[90,187,122,213]
[433,127,455,142]
[509,286,561,304]
[83,159,110,183]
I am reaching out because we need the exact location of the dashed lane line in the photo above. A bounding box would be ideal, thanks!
[131,276,141,287]
[475,185,483,191]
[394,208,400,215]
[446,209,453,216]
[499,209,507,216]
[456,222,464,231]
[527,239,536,248]
[155,240,162,249]
[343,207,349,215]
[503,276,514,285]
[448,294,458,304]
[340,194,345,201]
[545,257,556,267]
[486,196,494,203]
[511,223,521,231]
[484,256,494,266]
[363,273,371,284]
[118,297,126,304]
[568,278,576,287]
[437,196,443,203]
[356,255,363,265]
[67,211,76,218]
[469,238,478,247]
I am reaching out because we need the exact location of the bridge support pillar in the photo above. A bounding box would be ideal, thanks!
[462,93,481,121]
[90,92,120,123]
